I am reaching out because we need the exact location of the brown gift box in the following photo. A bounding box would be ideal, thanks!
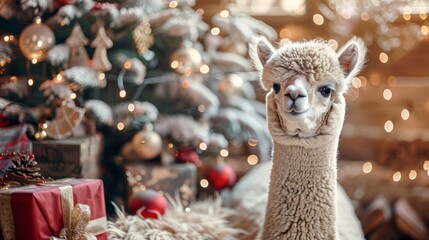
[32,134,103,179]
[124,163,197,207]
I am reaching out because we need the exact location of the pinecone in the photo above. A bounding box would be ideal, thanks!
[4,152,51,185]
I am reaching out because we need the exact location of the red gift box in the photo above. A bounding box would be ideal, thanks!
[0,179,107,240]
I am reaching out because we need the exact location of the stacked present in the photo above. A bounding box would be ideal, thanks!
[0,153,107,240]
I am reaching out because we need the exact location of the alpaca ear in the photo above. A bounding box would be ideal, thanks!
[337,37,366,83]
[249,36,276,91]
[249,35,276,72]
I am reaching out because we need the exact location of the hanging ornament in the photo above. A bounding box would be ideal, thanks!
[90,26,113,72]
[65,24,90,67]
[127,189,168,219]
[170,42,202,76]
[175,146,201,165]
[131,128,163,160]
[205,161,236,190]
[44,100,85,140]
[19,18,55,63]
[132,18,154,56]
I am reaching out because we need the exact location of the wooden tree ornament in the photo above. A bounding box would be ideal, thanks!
[66,24,90,67]
[91,26,113,72]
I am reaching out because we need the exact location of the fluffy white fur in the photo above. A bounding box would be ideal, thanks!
[232,36,366,239]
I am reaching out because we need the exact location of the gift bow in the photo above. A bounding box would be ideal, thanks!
[49,184,106,240]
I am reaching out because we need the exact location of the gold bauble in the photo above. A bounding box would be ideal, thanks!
[219,74,244,96]
[170,45,202,76]
[132,129,163,160]
[19,22,56,62]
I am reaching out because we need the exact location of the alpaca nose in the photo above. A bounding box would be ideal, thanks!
[285,85,307,101]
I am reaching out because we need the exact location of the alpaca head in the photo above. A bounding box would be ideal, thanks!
[250,36,366,142]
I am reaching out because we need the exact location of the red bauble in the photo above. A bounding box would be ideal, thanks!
[127,189,168,219]
[55,0,75,8]
[175,146,201,165]
[205,162,236,190]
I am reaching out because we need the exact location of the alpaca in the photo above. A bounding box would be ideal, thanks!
[231,36,366,240]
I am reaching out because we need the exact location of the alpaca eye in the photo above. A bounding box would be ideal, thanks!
[319,86,332,98]
[273,83,281,93]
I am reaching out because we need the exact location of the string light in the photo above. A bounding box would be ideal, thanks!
[352,77,362,88]
[181,80,190,89]
[360,12,370,21]
[168,143,174,149]
[247,155,258,165]
[70,93,76,99]
[27,78,34,86]
[359,76,368,87]
[328,39,338,50]
[423,160,429,170]
[403,12,411,21]
[31,58,38,64]
[199,64,210,74]
[362,161,372,173]
[401,109,409,120]
[409,170,417,180]
[200,179,209,188]
[169,1,178,8]
[379,52,388,63]
[420,12,427,20]
[384,120,394,133]
[383,89,392,100]
[127,103,135,112]
[195,9,204,15]
[421,25,428,35]
[117,122,125,131]
[123,61,132,69]
[393,171,401,182]
[220,149,229,157]
[197,104,205,113]
[56,74,63,81]
[210,27,220,36]
[171,60,179,69]
[313,14,324,25]
[248,138,258,147]
[119,90,126,98]
[220,10,229,18]
[3,36,9,42]
[199,142,207,151]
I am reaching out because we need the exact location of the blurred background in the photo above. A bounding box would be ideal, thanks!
[1,0,429,239]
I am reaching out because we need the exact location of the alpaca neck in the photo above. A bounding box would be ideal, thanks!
[262,139,338,240]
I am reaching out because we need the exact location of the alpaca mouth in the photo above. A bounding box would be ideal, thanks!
[287,108,308,116]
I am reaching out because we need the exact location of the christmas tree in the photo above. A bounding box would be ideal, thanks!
[0,0,277,214]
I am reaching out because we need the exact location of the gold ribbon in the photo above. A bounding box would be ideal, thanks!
[0,180,107,240]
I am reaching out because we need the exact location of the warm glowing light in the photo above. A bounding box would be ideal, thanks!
[313,14,324,25]
[117,122,125,131]
[384,120,394,133]
[220,149,229,157]
[211,27,220,35]
[423,160,429,170]
[421,25,429,35]
[401,109,409,120]
[9,35,13,41]
[362,162,372,173]
[123,61,132,69]
[360,12,370,21]
[98,72,105,80]
[119,90,126,98]
[328,39,338,50]
[200,179,209,188]
[57,74,63,81]
[383,89,392,100]
[196,8,204,15]
[403,13,411,21]
[247,155,259,165]
[200,64,210,74]
[35,18,42,24]
[220,10,229,18]
[359,76,368,87]
[393,171,401,182]
[70,93,77,99]
[169,0,178,8]
[280,28,292,39]
[185,207,190,213]
[31,58,38,64]
[351,77,361,88]
[181,80,190,89]
[379,52,388,63]
[420,12,427,20]
[248,138,258,147]
[199,142,207,151]
[3,36,9,42]
[409,170,417,180]
[197,104,205,113]
[168,143,174,149]
[37,40,43,47]
[128,103,135,112]
[171,60,179,69]
[28,78,34,86]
